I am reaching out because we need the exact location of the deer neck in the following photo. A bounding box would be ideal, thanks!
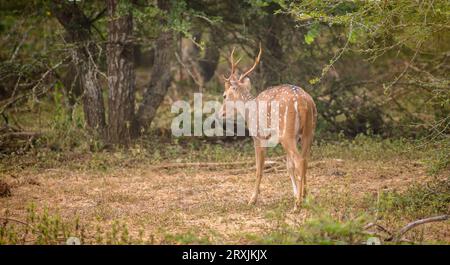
[240,90,255,103]
[238,90,257,123]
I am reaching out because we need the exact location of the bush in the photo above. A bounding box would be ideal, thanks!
[377,178,450,220]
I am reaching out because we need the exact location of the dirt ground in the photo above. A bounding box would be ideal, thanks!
[1,154,448,244]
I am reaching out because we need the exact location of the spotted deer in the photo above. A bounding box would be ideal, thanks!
[219,45,317,210]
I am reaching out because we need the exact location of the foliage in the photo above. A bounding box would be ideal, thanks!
[296,2,447,99]
[422,136,450,175]
[0,203,147,245]
[1,0,448,143]
[283,0,449,171]
[1,204,84,245]
[250,202,369,244]
[376,178,450,220]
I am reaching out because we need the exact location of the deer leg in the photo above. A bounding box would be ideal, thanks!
[281,139,303,210]
[296,106,315,201]
[295,137,312,201]
[298,155,307,199]
[299,118,314,199]
[292,152,305,209]
[286,155,299,198]
[249,142,266,205]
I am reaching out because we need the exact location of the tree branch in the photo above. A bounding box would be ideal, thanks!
[394,215,449,242]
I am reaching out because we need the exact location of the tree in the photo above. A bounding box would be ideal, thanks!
[50,0,106,136]
[136,0,174,133]
[106,0,137,144]
[50,0,176,144]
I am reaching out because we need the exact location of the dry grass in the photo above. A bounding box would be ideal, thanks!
[1,142,448,244]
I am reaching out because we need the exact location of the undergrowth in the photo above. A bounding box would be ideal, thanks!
[376,178,450,220]
[0,203,146,245]
[245,201,370,245]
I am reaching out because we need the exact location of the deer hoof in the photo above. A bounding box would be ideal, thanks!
[291,205,301,213]
[292,199,303,212]
[248,195,257,205]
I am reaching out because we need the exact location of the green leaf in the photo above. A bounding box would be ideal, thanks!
[305,34,315,45]
[309,77,320,85]
[305,23,320,45]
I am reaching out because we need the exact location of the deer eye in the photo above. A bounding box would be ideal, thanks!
[223,93,227,99]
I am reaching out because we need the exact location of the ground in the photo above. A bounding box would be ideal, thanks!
[1,136,448,244]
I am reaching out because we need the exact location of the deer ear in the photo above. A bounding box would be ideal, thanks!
[241,77,250,85]
[240,77,252,92]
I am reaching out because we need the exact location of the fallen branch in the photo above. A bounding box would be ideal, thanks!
[149,158,342,172]
[149,160,253,170]
[150,160,280,170]
[363,222,393,237]
[264,164,286,174]
[0,131,41,139]
[394,215,449,242]
[0,217,32,228]
[364,215,450,243]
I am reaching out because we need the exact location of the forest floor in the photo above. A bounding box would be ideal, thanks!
[1,136,449,244]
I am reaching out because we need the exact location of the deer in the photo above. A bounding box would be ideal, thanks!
[219,45,317,210]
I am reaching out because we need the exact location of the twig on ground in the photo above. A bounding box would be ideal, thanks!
[0,217,32,228]
[149,158,344,172]
[393,215,449,242]
[151,160,280,170]
[364,222,392,237]
[0,131,41,139]
[364,215,449,243]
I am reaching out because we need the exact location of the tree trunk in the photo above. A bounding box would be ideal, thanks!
[79,53,106,134]
[106,0,137,145]
[136,0,173,133]
[137,32,173,132]
[198,40,220,83]
[261,14,284,88]
[182,32,220,85]
[50,0,106,135]
[60,63,82,119]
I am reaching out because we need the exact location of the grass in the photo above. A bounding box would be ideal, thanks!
[0,132,436,174]
[161,230,213,245]
[1,136,448,244]
[246,177,449,245]
[0,99,449,245]
[255,214,369,245]
[2,176,447,245]
[0,204,149,245]
[376,178,450,220]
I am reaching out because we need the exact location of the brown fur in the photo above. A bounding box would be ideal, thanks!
[220,48,317,210]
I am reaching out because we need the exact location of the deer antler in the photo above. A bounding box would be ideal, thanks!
[224,47,242,81]
[239,42,262,82]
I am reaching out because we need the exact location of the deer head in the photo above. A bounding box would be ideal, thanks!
[220,44,262,118]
